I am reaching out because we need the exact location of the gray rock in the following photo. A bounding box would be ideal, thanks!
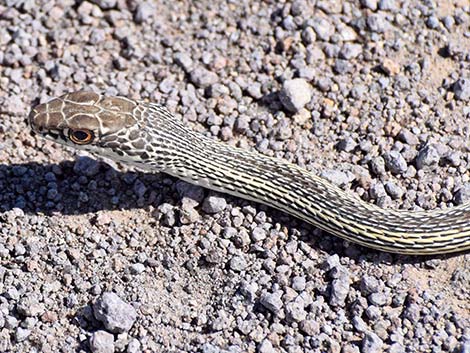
[90,330,114,353]
[310,18,335,41]
[383,151,407,174]
[129,263,145,274]
[91,0,116,9]
[292,276,306,291]
[415,145,440,169]
[370,157,386,175]
[258,339,275,353]
[330,275,350,307]
[74,156,100,177]
[454,184,470,205]
[320,169,353,188]
[229,255,248,272]
[251,227,267,241]
[362,332,383,353]
[93,292,137,333]
[426,16,440,29]
[378,0,397,11]
[134,2,154,23]
[202,196,227,213]
[279,78,312,113]
[360,275,380,295]
[300,320,320,336]
[127,338,141,353]
[361,0,378,10]
[260,292,283,314]
[385,181,403,199]
[189,67,218,88]
[15,327,31,342]
[454,79,470,101]
[397,129,419,145]
[367,14,388,33]
[336,137,357,152]
[175,181,205,204]
[286,302,307,322]
[174,52,193,72]
[340,43,362,60]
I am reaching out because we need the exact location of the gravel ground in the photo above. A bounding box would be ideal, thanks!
[1,0,469,352]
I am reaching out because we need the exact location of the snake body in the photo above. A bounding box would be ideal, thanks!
[29,91,470,255]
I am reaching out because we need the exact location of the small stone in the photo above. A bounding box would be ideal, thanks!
[90,330,114,353]
[300,320,320,336]
[93,292,137,333]
[189,67,218,88]
[330,275,350,307]
[426,16,440,29]
[380,58,400,76]
[15,327,31,342]
[362,332,383,353]
[174,52,193,72]
[340,43,362,60]
[361,0,378,10]
[383,151,407,174]
[320,169,353,188]
[292,276,306,291]
[127,338,141,353]
[378,0,397,11]
[453,79,470,101]
[175,181,205,204]
[397,129,419,145]
[286,302,307,322]
[91,0,116,10]
[258,339,275,353]
[202,196,227,213]
[367,14,388,33]
[360,275,380,295]
[260,292,283,314]
[310,17,335,41]
[129,263,145,275]
[134,2,154,24]
[415,145,440,169]
[74,156,100,177]
[385,182,403,199]
[336,137,357,152]
[279,78,312,113]
[251,227,267,241]
[454,184,470,205]
[229,255,248,272]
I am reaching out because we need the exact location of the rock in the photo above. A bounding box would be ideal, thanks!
[91,0,116,10]
[202,196,227,213]
[134,2,154,24]
[454,184,470,205]
[279,78,312,113]
[380,58,400,76]
[74,156,100,177]
[285,302,307,322]
[93,292,137,333]
[397,129,419,145]
[258,339,275,353]
[260,292,283,314]
[453,79,470,101]
[310,17,335,41]
[189,67,218,88]
[383,151,407,174]
[340,43,362,60]
[229,255,248,272]
[174,52,193,72]
[415,145,440,169]
[14,327,31,342]
[89,330,114,353]
[330,274,350,307]
[362,332,383,353]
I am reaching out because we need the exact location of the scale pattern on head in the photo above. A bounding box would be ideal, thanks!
[28,91,168,165]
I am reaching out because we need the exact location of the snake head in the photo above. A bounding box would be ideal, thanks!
[29,91,139,152]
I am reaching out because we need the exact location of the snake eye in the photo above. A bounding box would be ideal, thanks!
[69,129,94,144]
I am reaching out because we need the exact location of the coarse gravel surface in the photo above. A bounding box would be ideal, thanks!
[1,0,470,352]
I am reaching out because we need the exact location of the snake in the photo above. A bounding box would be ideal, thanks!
[28,91,470,255]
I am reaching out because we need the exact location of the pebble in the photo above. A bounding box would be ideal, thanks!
[383,151,408,174]
[202,196,227,213]
[74,157,101,177]
[89,330,115,353]
[415,145,440,169]
[279,78,312,113]
[362,332,383,353]
[189,67,219,88]
[93,292,137,333]
[260,292,283,314]
[453,79,470,101]
[229,255,248,272]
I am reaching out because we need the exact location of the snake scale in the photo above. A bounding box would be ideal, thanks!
[28,91,470,255]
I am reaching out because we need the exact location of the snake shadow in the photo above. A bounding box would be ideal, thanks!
[0,159,462,264]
